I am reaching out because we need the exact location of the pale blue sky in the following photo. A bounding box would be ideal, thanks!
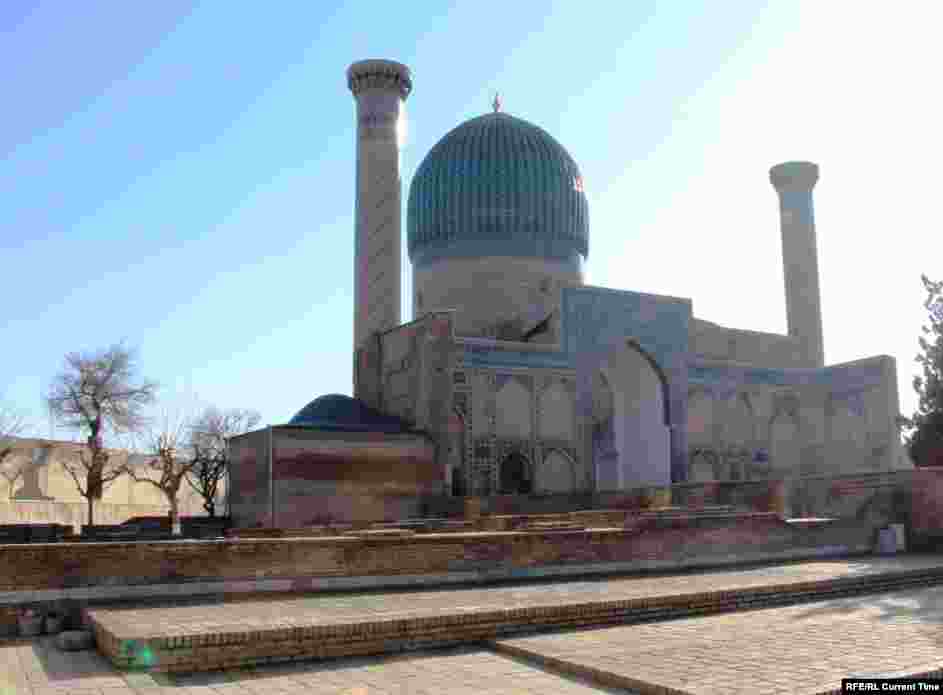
[2,2,940,441]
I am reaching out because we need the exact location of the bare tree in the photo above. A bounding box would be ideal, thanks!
[0,403,29,498]
[0,449,27,500]
[0,455,27,499]
[125,416,200,534]
[45,343,158,527]
[0,403,27,462]
[188,407,260,517]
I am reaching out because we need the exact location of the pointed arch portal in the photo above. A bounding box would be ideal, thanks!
[593,340,671,490]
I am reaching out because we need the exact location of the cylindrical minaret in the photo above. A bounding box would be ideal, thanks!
[347,59,412,352]
[769,161,824,368]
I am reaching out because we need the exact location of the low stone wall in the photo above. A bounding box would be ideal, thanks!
[424,482,781,519]
[0,510,882,636]
[0,501,196,530]
[2,470,939,637]
[431,470,939,530]
[781,470,916,521]
[670,479,785,512]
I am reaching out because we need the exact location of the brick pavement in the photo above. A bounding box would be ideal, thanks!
[88,554,943,673]
[494,583,943,694]
[90,555,943,643]
[0,635,135,695]
[7,570,943,693]
[0,638,633,694]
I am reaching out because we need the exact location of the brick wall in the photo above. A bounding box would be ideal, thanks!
[910,468,943,548]
[230,427,444,528]
[0,511,877,595]
[0,437,216,525]
[228,429,271,528]
[0,501,204,529]
[272,429,441,526]
[426,471,937,526]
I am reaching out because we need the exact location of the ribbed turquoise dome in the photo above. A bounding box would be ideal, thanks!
[288,394,410,432]
[407,112,589,267]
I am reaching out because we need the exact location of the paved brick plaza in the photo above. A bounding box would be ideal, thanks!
[5,583,943,693]
[4,556,943,693]
[1,638,634,694]
[87,555,943,642]
[495,584,943,694]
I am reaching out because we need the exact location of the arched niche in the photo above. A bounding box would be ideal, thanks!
[495,377,532,440]
[828,395,866,470]
[537,449,576,494]
[688,448,720,483]
[769,408,801,471]
[687,389,716,448]
[499,451,532,495]
[538,381,574,442]
[724,393,755,447]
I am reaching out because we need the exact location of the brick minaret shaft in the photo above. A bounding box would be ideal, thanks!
[770,161,825,368]
[347,60,412,353]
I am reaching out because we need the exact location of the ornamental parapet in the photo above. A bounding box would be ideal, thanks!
[347,59,412,99]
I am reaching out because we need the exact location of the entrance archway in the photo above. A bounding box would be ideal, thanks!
[499,452,532,495]
[596,340,671,489]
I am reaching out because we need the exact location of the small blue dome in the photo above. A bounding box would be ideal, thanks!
[288,394,410,433]
[407,112,589,267]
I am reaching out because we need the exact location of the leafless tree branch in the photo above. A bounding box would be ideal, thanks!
[0,402,31,498]
[187,406,260,517]
[124,413,203,532]
[45,343,158,526]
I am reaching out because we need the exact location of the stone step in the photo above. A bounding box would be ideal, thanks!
[86,556,943,674]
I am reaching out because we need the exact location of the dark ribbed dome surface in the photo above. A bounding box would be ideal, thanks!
[288,394,410,433]
[407,112,588,266]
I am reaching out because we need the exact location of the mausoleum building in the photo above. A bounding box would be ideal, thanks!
[229,59,909,526]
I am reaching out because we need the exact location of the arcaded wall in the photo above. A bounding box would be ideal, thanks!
[452,363,585,497]
[686,355,908,482]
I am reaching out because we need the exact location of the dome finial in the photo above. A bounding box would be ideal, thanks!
[492,92,502,113]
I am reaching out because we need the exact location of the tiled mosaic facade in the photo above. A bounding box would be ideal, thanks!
[354,282,906,497]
